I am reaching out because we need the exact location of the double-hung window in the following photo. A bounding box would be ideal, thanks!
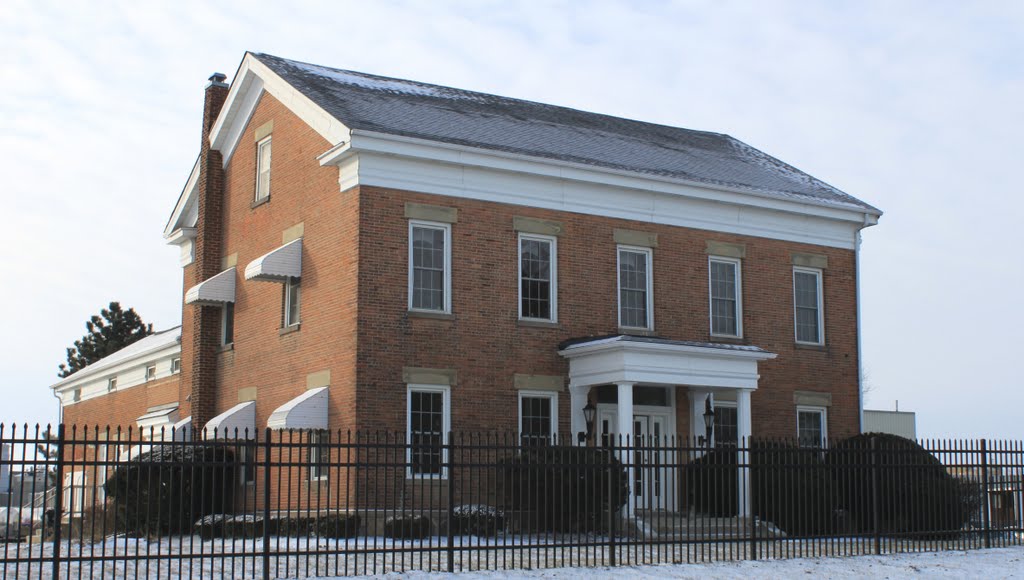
[519,234,557,322]
[714,403,738,446]
[221,302,235,345]
[519,391,558,446]
[308,430,329,481]
[709,257,742,337]
[617,246,653,330]
[793,267,825,345]
[407,385,450,477]
[284,277,301,327]
[797,406,828,448]
[408,221,451,313]
[255,137,271,202]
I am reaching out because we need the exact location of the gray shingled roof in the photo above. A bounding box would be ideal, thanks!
[254,53,879,214]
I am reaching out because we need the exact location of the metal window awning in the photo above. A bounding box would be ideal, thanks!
[203,401,256,439]
[171,415,192,441]
[267,387,328,430]
[137,405,180,438]
[245,238,302,282]
[185,267,236,305]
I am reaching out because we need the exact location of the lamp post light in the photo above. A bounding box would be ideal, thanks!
[578,401,597,444]
[702,395,715,448]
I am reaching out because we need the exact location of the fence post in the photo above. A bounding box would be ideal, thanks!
[748,439,757,561]
[981,439,991,549]
[607,460,617,567]
[446,432,455,573]
[51,424,65,580]
[871,435,880,555]
[262,428,272,580]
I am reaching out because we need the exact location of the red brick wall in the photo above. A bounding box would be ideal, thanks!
[183,89,860,446]
[214,92,359,436]
[354,187,860,440]
[62,375,180,432]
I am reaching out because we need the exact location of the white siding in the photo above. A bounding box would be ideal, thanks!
[863,410,917,439]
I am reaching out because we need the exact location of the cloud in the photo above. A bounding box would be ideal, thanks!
[1,0,1022,438]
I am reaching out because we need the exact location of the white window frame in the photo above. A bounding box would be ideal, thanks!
[708,256,743,338]
[145,364,156,382]
[796,405,828,448]
[171,358,181,374]
[518,233,558,322]
[255,136,272,202]
[793,267,825,345]
[406,384,451,479]
[284,277,301,327]
[517,390,559,444]
[308,430,329,481]
[617,245,654,331]
[107,377,117,392]
[407,220,452,314]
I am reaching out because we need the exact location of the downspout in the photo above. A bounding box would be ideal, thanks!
[51,388,63,426]
[855,220,865,433]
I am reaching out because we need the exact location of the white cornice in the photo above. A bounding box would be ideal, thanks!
[344,129,881,221]
[164,158,200,238]
[51,340,181,394]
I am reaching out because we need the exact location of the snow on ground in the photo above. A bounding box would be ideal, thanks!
[352,547,1024,579]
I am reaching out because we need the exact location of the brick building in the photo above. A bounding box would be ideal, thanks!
[55,52,880,511]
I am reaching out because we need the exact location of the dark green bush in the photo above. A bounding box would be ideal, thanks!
[498,446,628,533]
[827,433,975,538]
[451,504,505,536]
[384,514,432,539]
[686,442,834,536]
[194,513,362,539]
[104,445,236,536]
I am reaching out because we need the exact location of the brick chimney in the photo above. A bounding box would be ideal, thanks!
[180,73,230,436]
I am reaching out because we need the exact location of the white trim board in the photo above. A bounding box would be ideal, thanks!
[210,53,351,168]
[350,150,867,250]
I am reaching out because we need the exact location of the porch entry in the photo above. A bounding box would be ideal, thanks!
[598,407,675,512]
[560,335,777,516]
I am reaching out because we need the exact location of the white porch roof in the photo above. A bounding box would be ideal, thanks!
[184,267,236,305]
[203,401,256,439]
[267,387,328,430]
[245,238,302,282]
[558,335,776,390]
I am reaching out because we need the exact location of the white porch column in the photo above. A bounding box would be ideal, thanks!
[569,385,589,446]
[736,388,753,518]
[617,382,635,514]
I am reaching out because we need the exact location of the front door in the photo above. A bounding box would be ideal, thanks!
[597,408,675,510]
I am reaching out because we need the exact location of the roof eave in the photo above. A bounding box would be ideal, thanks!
[347,129,882,224]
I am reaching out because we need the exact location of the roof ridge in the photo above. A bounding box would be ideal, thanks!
[252,52,732,140]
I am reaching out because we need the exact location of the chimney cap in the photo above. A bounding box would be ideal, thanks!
[206,72,229,89]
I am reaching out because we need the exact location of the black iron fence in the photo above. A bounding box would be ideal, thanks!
[1,424,1022,578]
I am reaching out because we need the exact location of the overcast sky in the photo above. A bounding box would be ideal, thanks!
[2,1,1021,439]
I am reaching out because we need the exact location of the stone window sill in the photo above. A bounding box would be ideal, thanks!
[279,324,301,336]
[518,319,560,329]
[795,342,827,352]
[407,310,455,321]
[219,342,234,353]
[618,327,655,337]
[251,196,270,209]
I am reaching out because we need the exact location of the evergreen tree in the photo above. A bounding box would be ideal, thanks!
[57,302,153,378]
